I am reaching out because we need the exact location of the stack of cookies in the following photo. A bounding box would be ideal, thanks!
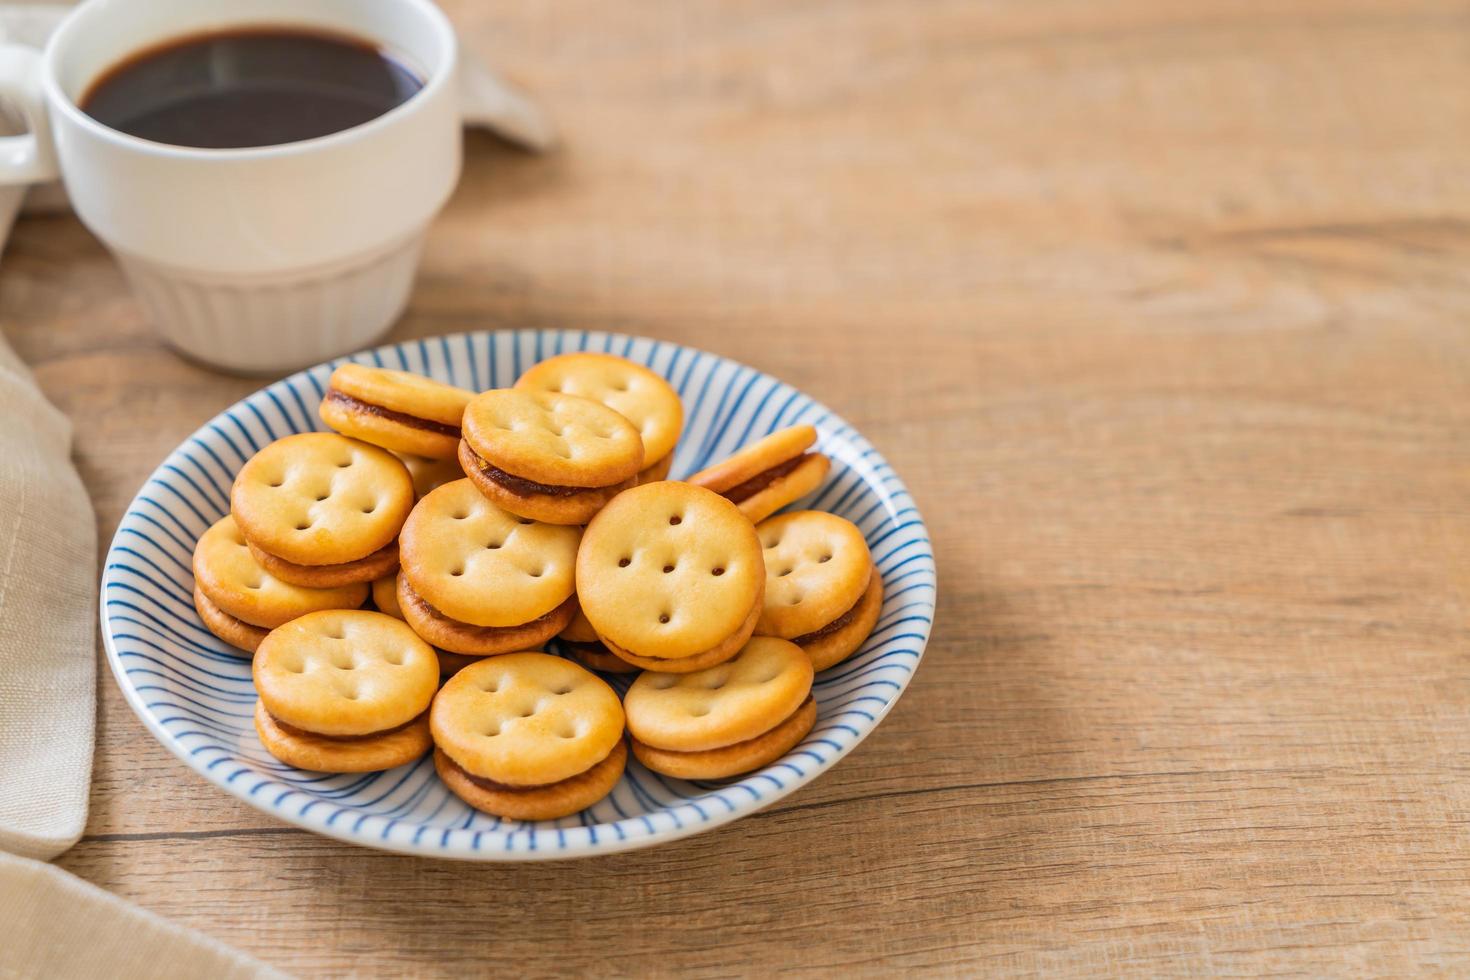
[191,352,885,821]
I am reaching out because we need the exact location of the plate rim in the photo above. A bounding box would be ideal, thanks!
[99,329,936,861]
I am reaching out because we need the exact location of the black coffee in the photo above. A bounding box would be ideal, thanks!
[80,28,423,149]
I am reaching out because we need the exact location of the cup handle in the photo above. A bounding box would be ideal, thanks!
[0,44,58,185]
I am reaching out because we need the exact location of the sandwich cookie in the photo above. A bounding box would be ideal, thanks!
[371,573,492,676]
[576,481,763,673]
[459,389,644,525]
[558,603,638,675]
[193,515,367,654]
[398,479,581,655]
[394,451,465,499]
[431,653,626,820]
[253,610,439,772]
[515,353,684,484]
[319,364,473,461]
[624,636,816,779]
[756,511,883,671]
[231,433,414,587]
[688,425,830,524]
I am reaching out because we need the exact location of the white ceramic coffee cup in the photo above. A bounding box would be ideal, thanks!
[0,0,461,374]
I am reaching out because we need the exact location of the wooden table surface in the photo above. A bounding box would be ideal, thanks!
[5,0,1469,974]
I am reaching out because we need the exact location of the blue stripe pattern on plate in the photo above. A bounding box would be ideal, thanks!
[100,330,936,860]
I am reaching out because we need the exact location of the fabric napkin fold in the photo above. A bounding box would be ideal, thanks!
[0,851,289,979]
[0,318,284,977]
[0,335,94,862]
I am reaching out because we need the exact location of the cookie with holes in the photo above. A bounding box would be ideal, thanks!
[459,388,644,525]
[371,572,504,676]
[252,610,439,772]
[431,653,627,820]
[687,424,830,524]
[193,515,368,654]
[558,602,638,674]
[394,450,465,500]
[625,636,817,779]
[231,433,414,588]
[515,353,684,484]
[755,510,883,671]
[319,364,474,461]
[576,481,764,673]
[398,478,581,656]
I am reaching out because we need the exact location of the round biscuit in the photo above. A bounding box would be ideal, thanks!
[253,610,439,736]
[320,396,460,461]
[461,389,643,487]
[623,636,813,751]
[735,453,830,524]
[255,700,431,772]
[576,482,763,660]
[398,575,576,655]
[326,364,473,426]
[514,353,683,471]
[399,479,580,627]
[755,511,872,637]
[394,451,464,499]
[687,425,818,493]
[631,696,816,780]
[193,515,367,628]
[371,574,518,675]
[598,594,759,673]
[247,538,399,588]
[559,602,600,643]
[637,451,674,485]
[803,569,884,671]
[194,585,269,654]
[231,433,414,565]
[430,653,625,786]
[371,574,404,620]
[435,739,626,820]
[460,438,635,524]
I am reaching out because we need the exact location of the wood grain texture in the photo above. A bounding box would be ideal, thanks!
[4,0,1470,974]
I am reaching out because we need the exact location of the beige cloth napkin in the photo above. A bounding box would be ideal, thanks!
[0,339,285,976]
[0,852,289,979]
[0,337,93,862]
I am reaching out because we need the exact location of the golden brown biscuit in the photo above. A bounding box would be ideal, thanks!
[557,602,637,673]
[434,740,627,822]
[800,571,884,671]
[687,425,830,523]
[430,654,626,818]
[192,515,366,653]
[255,700,432,772]
[754,510,882,670]
[319,364,473,460]
[231,432,414,586]
[394,451,465,499]
[514,353,683,486]
[399,575,576,656]
[194,586,269,654]
[459,389,643,525]
[397,479,581,655]
[576,481,763,672]
[252,610,439,771]
[370,572,497,676]
[630,697,816,780]
[624,637,816,779]
[559,602,600,644]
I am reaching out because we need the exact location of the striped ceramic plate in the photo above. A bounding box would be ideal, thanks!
[100,330,935,859]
